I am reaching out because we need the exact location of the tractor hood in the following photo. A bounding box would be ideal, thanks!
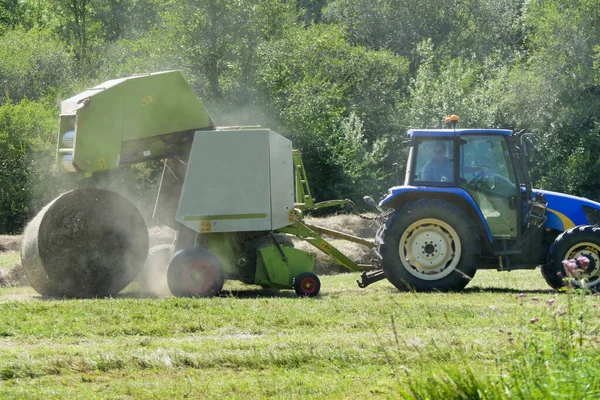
[534,189,600,230]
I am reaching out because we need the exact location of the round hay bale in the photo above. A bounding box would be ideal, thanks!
[21,188,149,297]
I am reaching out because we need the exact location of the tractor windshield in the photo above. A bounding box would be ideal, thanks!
[460,135,518,238]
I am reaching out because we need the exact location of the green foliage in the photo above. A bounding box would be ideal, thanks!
[257,24,407,200]
[171,0,297,101]
[0,27,73,103]
[401,40,511,130]
[0,100,60,234]
[534,115,600,200]
[323,0,527,66]
[2,0,600,231]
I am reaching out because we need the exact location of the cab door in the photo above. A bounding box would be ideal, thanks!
[459,135,519,239]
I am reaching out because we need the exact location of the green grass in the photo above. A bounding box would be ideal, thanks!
[1,260,599,399]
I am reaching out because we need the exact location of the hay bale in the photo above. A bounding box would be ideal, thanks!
[0,263,29,287]
[304,213,379,238]
[0,235,22,252]
[293,213,380,275]
[21,188,149,297]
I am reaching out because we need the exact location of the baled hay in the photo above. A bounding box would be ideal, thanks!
[304,213,379,239]
[0,263,28,287]
[293,237,377,275]
[22,188,149,297]
[0,235,22,252]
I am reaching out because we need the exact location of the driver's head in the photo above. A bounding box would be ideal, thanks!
[433,141,446,159]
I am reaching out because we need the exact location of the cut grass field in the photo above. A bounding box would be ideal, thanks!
[2,255,599,399]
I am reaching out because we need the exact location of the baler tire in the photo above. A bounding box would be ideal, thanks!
[377,198,480,292]
[294,272,320,297]
[543,225,600,290]
[167,247,224,297]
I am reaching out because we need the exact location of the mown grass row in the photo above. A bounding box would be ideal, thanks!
[1,267,600,398]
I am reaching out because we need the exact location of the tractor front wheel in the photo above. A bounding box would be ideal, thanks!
[377,199,480,292]
[543,225,600,290]
[294,272,321,297]
[167,247,224,297]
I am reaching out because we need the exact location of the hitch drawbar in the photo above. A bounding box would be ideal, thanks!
[357,269,386,288]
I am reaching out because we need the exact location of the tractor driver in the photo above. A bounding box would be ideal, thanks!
[421,141,453,182]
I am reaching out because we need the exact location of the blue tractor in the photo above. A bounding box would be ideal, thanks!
[372,117,600,292]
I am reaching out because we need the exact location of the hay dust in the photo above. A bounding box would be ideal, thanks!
[2,213,378,295]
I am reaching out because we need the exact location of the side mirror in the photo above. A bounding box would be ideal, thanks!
[522,133,536,163]
[392,162,400,186]
[363,196,377,207]
[363,196,385,214]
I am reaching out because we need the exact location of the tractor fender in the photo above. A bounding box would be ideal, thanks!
[534,189,600,231]
[379,185,493,242]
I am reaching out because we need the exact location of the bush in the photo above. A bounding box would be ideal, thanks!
[0,100,62,234]
[0,27,73,103]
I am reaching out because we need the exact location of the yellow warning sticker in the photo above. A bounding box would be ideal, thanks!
[141,96,153,105]
[98,157,106,170]
[288,210,295,223]
[200,221,212,233]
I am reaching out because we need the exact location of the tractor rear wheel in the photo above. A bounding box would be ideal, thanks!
[377,198,480,292]
[167,247,224,297]
[543,225,600,290]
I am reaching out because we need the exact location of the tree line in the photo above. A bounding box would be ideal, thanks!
[1,0,600,234]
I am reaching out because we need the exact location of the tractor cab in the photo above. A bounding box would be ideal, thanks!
[406,129,527,241]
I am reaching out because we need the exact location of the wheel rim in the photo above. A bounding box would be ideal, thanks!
[565,242,600,287]
[182,260,215,295]
[399,218,462,280]
[300,276,318,295]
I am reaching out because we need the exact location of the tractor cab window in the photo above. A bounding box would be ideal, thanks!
[460,135,518,239]
[414,139,455,184]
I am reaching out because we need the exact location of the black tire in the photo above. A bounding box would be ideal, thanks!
[167,247,224,297]
[137,244,173,295]
[294,272,321,297]
[377,198,480,292]
[542,225,600,290]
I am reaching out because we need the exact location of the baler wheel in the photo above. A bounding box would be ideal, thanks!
[167,247,224,297]
[294,272,321,297]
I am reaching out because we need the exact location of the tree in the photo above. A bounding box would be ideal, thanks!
[256,24,408,200]
[323,0,527,68]
[0,100,59,234]
[0,27,73,103]
[171,0,296,102]
[400,39,510,130]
